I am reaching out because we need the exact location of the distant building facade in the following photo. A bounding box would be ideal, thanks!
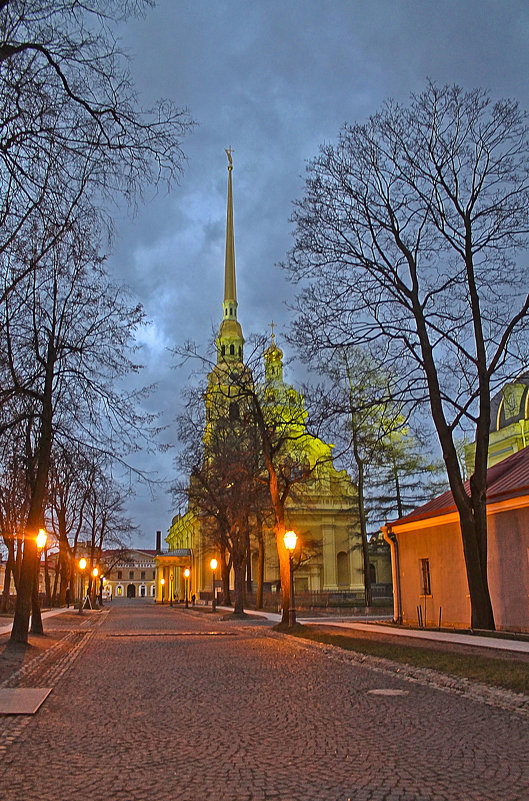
[102,549,157,599]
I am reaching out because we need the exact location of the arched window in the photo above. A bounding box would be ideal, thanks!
[221,344,225,356]
[230,344,235,355]
[337,551,350,586]
[238,346,242,357]
[229,401,239,421]
[369,563,376,584]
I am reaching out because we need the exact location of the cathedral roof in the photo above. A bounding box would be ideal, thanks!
[490,372,529,433]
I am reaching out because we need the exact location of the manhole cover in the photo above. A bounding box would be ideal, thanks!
[367,689,409,697]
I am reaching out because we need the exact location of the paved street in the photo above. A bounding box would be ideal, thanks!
[1,599,528,801]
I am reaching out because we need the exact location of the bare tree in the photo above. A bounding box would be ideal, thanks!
[4,214,153,642]
[0,2,192,321]
[286,83,529,630]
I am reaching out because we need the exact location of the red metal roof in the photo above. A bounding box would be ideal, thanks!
[390,446,529,527]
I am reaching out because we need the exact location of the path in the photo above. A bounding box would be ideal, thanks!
[1,598,528,801]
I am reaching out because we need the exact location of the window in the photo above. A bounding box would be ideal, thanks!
[152,571,156,580]
[221,345,225,356]
[419,558,431,595]
[129,571,134,581]
[229,401,239,421]
[337,551,350,586]
[117,570,122,580]
[141,571,146,580]
[230,344,235,355]
[238,346,242,357]
[369,563,376,584]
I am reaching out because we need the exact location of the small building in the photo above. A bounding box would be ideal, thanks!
[102,549,157,600]
[383,446,529,632]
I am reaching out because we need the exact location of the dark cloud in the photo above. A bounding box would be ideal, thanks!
[105,0,529,548]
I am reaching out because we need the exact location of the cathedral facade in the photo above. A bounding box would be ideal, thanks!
[156,154,363,604]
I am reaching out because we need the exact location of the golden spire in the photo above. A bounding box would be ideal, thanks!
[224,147,236,305]
[217,149,244,364]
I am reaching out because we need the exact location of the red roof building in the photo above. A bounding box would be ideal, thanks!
[383,447,529,632]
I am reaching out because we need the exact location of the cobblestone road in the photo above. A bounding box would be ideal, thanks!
[1,599,528,801]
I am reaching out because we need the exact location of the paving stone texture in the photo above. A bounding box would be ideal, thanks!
[1,598,528,801]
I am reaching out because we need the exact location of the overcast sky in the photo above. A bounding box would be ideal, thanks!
[108,0,529,549]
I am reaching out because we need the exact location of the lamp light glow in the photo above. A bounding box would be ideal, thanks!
[79,557,87,570]
[210,558,218,571]
[284,530,297,551]
[36,528,47,549]
[184,568,191,578]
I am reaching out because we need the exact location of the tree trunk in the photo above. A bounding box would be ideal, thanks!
[11,337,56,644]
[1,560,12,612]
[351,412,371,607]
[233,556,245,615]
[220,544,231,606]
[44,549,52,607]
[256,534,264,610]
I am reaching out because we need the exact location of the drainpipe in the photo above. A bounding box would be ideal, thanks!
[383,526,402,624]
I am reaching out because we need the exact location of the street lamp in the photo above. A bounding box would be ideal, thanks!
[78,557,87,614]
[284,530,297,627]
[210,558,218,613]
[160,577,165,605]
[184,568,190,609]
[35,528,47,614]
[36,528,47,550]
[92,567,98,608]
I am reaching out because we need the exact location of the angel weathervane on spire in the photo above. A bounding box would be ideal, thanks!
[225,146,234,170]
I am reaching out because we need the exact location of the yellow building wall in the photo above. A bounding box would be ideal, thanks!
[394,521,471,629]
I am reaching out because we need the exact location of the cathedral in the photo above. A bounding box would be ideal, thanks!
[155,153,364,605]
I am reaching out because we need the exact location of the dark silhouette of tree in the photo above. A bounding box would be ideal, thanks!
[286,83,529,630]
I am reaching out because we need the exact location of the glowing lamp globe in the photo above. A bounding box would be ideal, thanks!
[284,530,297,551]
[210,558,218,571]
[36,529,47,549]
[79,558,87,570]
[184,568,191,579]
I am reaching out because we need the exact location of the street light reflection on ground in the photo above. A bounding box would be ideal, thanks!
[210,558,218,612]
[284,530,297,627]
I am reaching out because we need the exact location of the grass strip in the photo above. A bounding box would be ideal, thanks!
[288,625,529,696]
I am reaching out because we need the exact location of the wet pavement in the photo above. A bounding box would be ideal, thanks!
[0,598,528,801]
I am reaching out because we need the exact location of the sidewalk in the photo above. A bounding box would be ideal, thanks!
[243,608,529,654]
[0,606,73,637]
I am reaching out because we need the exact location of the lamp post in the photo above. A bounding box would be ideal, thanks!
[78,557,87,614]
[160,577,165,604]
[36,529,47,597]
[92,567,99,608]
[184,568,190,608]
[169,571,173,607]
[284,530,297,627]
[210,558,218,612]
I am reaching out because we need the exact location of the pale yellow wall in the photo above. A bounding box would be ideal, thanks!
[393,507,529,631]
[487,507,529,632]
[395,521,471,629]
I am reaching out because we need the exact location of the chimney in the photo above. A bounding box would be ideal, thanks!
[155,530,161,554]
